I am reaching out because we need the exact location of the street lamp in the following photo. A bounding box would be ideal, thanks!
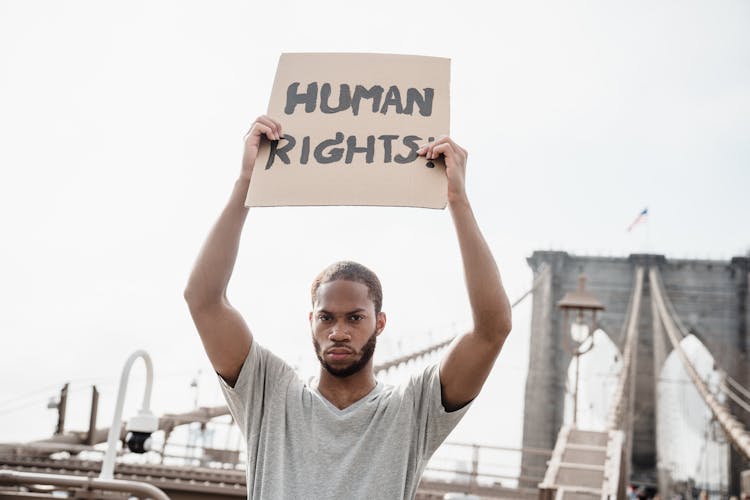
[100,350,159,480]
[558,273,605,426]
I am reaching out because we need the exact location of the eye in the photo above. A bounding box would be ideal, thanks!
[349,314,364,322]
[318,313,332,322]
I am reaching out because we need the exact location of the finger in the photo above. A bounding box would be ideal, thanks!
[266,116,283,138]
[256,116,281,140]
[246,119,273,140]
[434,138,467,162]
[431,143,457,160]
[248,122,276,142]
[417,135,452,157]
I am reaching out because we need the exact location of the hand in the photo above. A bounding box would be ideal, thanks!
[241,115,283,181]
[417,136,469,204]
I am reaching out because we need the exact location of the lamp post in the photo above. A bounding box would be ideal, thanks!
[100,350,159,480]
[558,274,605,426]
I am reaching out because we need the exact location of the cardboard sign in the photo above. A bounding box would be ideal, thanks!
[245,53,450,208]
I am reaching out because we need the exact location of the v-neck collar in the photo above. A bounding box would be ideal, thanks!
[310,379,384,416]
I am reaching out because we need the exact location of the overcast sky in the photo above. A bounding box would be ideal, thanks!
[1,0,748,467]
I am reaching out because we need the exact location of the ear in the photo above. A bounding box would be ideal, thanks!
[375,311,387,336]
[309,311,313,325]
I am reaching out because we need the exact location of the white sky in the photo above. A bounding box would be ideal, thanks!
[1,0,749,460]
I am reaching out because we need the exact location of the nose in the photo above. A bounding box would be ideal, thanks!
[328,322,350,342]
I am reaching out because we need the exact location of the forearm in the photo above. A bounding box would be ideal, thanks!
[449,195,512,341]
[184,177,250,308]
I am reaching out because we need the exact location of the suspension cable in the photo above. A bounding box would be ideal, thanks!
[375,263,550,373]
[725,375,750,402]
[649,267,750,459]
[606,266,644,430]
[719,382,750,415]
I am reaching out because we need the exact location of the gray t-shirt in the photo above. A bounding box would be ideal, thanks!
[218,340,471,500]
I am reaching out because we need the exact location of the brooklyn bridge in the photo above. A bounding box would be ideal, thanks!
[1,252,749,499]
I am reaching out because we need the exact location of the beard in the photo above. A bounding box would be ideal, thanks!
[313,330,377,378]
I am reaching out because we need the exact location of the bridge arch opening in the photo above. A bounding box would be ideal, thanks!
[656,334,729,497]
[563,328,622,430]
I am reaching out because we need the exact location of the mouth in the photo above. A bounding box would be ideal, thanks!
[326,348,354,361]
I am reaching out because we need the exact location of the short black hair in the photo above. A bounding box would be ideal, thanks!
[311,261,383,313]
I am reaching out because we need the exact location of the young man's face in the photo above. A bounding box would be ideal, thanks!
[310,279,386,378]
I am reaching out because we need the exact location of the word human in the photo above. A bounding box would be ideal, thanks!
[285,83,434,116]
[265,133,436,170]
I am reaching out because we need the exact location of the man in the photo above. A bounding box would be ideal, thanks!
[184,115,512,499]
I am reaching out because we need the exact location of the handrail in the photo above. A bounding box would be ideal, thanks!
[0,469,170,500]
[649,267,750,460]
[439,440,553,456]
[426,441,552,489]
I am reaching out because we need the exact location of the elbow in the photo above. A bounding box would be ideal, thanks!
[499,318,512,339]
[490,319,512,343]
[475,315,512,345]
[498,304,513,338]
[183,286,196,307]
[493,310,513,341]
[183,284,222,312]
[183,286,201,313]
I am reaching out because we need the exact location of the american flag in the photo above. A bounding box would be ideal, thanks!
[627,207,648,232]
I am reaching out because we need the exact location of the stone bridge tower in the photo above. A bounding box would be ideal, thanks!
[519,251,749,492]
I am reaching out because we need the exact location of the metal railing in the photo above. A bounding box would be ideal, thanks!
[0,469,170,500]
[424,441,551,490]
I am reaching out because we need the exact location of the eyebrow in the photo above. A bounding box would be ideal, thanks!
[317,308,367,315]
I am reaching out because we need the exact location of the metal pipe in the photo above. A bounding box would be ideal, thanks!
[100,349,154,480]
[573,351,580,425]
[0,469,170,500]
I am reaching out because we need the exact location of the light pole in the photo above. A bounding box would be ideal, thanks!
[100,350,159,480]
[558,273,604,427]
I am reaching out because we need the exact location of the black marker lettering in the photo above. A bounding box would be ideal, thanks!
[378,135,399,163]
[265,134,297,169]
[404,88,434,116]
[345,135,376,164]
[320,84,352,114]
[313,132,345,163]
[395,135,421,164]
[351,85,384,116]
[284,82,318,114]
[379,86,404,115]
[300,136,310,164]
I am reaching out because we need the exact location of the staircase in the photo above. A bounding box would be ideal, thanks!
[538,426,624,500]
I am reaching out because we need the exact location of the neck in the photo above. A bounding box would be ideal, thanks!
[316,362,377,410]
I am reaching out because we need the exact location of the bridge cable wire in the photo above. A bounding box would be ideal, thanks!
[719,382,750,415]
[649,266,750,460]
[509,263,550,309]
[606,266,645,431]
[725,375,750,402]
[374,263,549,374]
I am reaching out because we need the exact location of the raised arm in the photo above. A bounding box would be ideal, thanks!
[417,138,512,411]
[184,115,283,387]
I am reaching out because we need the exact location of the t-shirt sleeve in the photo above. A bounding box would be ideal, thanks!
[216,340,297,437]
[410,363,473,458]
